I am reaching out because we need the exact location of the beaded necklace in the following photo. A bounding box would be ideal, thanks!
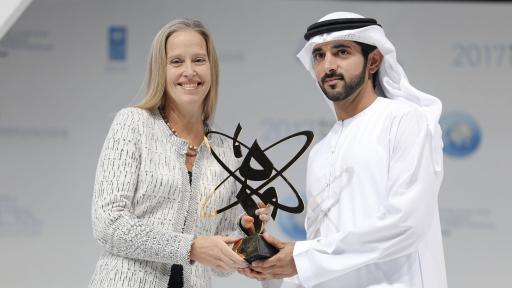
[159,107,201,157]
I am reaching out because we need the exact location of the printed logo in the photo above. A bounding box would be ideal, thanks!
[440,111,481,157]
[108,26,127,61]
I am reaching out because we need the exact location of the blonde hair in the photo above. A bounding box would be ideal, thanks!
[136,19,219,125]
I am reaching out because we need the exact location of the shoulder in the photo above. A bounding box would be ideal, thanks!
[114,107,154,122]
[379,97,428,127]
[106,107,157,141]
[380,99,433,153]
[110,107,158,131]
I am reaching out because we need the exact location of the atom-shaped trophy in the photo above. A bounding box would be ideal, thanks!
[202,124,314,263]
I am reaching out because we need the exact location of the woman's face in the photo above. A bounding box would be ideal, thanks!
[165,30,211,111]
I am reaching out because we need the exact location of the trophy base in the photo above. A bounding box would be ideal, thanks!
[233,234,278,264]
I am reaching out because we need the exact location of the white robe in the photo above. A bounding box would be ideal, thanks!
[282,97,447,288]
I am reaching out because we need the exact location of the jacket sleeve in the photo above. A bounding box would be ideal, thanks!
[209,205,245,277]
[293,109,443,287]
[210,146,245,277]
[91,108,194,264]
[213,177,244,238]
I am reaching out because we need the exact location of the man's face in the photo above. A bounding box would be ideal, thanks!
[312,40,367,102]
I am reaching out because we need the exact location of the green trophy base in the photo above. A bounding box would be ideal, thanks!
[233,234,278,264]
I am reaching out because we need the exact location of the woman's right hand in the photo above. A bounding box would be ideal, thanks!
[190,235,248,272]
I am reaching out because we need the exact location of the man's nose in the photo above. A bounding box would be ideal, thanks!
[324,54,337,73]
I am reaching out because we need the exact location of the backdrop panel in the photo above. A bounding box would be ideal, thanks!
[0,1,510,287]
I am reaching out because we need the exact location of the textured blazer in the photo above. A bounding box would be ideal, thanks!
[89,108,242,288]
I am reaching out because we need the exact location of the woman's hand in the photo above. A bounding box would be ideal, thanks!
[190,235,248,272]
[241,203,272,235]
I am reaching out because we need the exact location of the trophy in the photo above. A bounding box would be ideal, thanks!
[203,124,313,263]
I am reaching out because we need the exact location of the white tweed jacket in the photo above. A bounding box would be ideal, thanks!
[89,107,242,288]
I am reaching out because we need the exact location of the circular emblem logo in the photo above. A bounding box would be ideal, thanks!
[440,111,481,157]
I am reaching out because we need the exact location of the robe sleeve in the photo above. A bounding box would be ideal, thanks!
[293,109,443,287]
[91,108,194,264]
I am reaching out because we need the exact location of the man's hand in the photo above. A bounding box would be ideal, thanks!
[238,232,298,280]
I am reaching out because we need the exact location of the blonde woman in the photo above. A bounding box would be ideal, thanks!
[89,19,269,288]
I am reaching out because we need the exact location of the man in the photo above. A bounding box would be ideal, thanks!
[240,12,447,288]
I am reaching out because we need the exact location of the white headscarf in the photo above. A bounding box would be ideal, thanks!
[298,12,443,165]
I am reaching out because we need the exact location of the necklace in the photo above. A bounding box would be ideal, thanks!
[159,107,200,156]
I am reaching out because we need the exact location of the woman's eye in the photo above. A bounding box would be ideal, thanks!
[169,59,182,65]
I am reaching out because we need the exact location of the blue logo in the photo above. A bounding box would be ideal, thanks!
[108,26,127,61]
[276,195,307,240]
[277,212,306,240]
[440,111,481,157]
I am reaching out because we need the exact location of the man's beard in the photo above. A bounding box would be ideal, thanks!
[319,65,366,102]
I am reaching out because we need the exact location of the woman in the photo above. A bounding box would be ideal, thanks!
[89,19,269,288]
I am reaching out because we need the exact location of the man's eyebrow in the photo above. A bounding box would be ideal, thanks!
[331,43,352,50]
[312,47,323,54]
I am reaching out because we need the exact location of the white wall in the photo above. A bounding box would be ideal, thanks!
[0,0,510,287]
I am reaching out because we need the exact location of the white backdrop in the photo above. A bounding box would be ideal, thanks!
[1,0,510,287]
